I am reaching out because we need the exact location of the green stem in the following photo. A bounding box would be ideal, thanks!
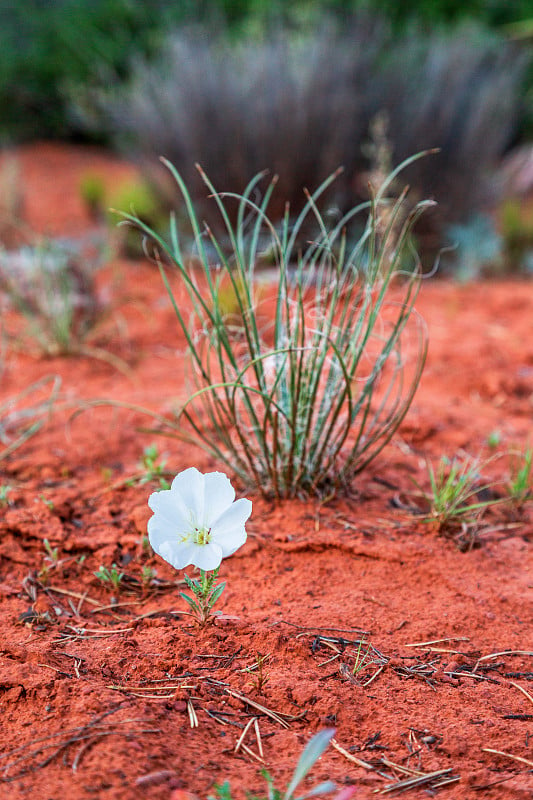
[200,569,209,597]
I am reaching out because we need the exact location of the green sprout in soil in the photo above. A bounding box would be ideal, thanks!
[140,564,157,592]
[242,652,271,694]
[506,446,533,508]
[486,430,501,450]
[210,728,337,800]
[0,484,12,507]
[352,638,373,679]
[417,453,503,542]
[38,539,61,584]
[39,494,55,511]
[180,568,226,627]
[126,444,171,489]
[94,563,125,592]
[139,533,152,559]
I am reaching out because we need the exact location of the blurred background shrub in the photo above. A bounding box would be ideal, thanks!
[0,0,199,141]
[75,18,528,267]
[1,0,532,273]
[1,0,531,143]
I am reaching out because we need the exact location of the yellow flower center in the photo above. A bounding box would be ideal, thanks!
[179,526,211,546]
[194,526,211,546]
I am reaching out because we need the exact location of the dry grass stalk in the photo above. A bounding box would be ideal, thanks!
[380,767,457,793]
[234,717,265,763]
[482,748,533,769]
[509,680,533,708]
[404,637,470,648]
[187,699,199,728]
[472,650,533,672]
[330,738,459,793]
[222,686,291,729]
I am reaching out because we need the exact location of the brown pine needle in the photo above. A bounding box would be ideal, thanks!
[381,768,455,794]
[330,738,374,770]
[223,687,291,729]
[235,717,256,753]
[107,684,194,692]
[90,600,144,613]
[509,680,533,708]
[45,586,102,607]
[379,757,424,777]
[240,742,265,764]
[254,719,264,759]
[473,651,533,672]
[404,637,469,648]
[187,699,198,728]
[363,664,386,687]
[482,748,533,769]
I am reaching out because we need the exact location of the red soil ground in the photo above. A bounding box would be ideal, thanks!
[0,143,532,800]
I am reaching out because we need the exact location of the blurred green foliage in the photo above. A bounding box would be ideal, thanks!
[0,0,193,140]
[0,0,532,142]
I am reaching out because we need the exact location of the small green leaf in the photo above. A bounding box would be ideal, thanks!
[208,581,226,608]
[183,573,200,593]
[295,781,337,800]
[283,729,336,800]
[179,592,202,615]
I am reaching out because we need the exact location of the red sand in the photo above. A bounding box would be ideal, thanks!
[0,144,532,800]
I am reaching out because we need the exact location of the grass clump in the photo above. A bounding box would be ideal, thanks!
[415,453,508,548]
[506,447,533,508]
[0,238,131,373]
[124,155,429,499]
[0,240,102,356]
[421,455,490,527]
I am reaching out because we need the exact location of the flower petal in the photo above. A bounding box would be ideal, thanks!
[147,515,223,570]
[210,497,252,556]
[148,488,191,532]
[203,471,235,526]
[178,541,224,571]
[211,524,247,557]
[170,467,205,521]
[147,514,175,555]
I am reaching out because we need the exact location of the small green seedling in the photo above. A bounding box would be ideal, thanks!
[94,563,125,592]
[487,430,501,449]
[0,484,12,507]
[39,494,55,511]
[418,454,501,530]
[211,728,337,800]
[352,638,373,678]
[38,539,61,584]
[507,447,532,507]
[242,652,271,694]
[141,564,157,591]
[43,538,60,567]
[127,444,170,489]
[140,534,152,557]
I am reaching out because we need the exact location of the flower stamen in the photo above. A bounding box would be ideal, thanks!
[193,526,211,546]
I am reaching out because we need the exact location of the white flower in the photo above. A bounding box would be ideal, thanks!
[147,467,252,571]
